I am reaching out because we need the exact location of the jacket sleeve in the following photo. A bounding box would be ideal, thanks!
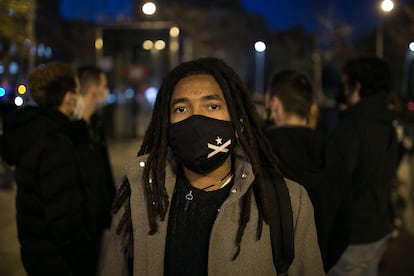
[287,182,326,276]
[37,135,96,275]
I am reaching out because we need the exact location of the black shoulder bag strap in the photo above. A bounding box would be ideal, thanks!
[263,167,295,276]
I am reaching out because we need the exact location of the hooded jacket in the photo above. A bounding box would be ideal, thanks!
[98,147,325,276]
[265,126,324,202]
[326,92,399,244]
[0,106,98,276]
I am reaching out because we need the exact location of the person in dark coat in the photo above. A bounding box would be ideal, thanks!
[326,57,399,276]
[264,69,348,272]
[0,62,99,276]
[265,69,323,203]
[75,65,115,232]
[72,66,116,266]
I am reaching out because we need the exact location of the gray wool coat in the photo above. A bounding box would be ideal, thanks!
[99,148,325,276]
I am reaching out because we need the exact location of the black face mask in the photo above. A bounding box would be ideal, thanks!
[168,115,236,174]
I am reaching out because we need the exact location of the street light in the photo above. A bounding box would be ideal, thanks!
[376,0,394,58]
[381,0,394,12]
[254,41,266,94]
[142,2,157,16]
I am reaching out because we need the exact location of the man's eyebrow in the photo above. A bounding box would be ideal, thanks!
[170,94,224,106]
[170,97,188,106]
[201,94,224,101]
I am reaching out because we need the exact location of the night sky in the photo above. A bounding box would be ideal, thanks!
[242,0,375,32]
[60,0,412,34]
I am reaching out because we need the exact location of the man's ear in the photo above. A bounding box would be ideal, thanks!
[271,96,282,112]
[91,84,101,98]
[62,91,75,108]
[269,96,284,124]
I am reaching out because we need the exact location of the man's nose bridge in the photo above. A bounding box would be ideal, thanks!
[192,103,201,116]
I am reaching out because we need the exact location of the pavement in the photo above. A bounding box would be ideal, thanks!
[1,138,414,275]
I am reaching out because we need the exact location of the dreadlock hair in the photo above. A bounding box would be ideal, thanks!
[134,57,283,258]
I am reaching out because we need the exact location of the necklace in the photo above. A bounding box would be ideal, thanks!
[184,171,233,211]
[201,170,233,191]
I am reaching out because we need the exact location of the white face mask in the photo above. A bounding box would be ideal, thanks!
[71,95,85,120]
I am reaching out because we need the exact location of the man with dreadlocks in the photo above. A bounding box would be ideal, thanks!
[99,57,324,276]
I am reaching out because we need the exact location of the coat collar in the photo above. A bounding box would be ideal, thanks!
[137,145,255,274]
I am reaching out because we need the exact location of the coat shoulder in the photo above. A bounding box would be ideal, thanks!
[283,177,313,222]
[284,177,306,201]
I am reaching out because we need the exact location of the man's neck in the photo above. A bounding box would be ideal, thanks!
[183,156,232,191]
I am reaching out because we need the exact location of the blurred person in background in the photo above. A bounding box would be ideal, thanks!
[264,69,349,272]
[99,57,325,276]
[75,65,115,231]
[0,62,100,276]
[326,57,399,276]
[77,65,111,139]
[74,65,116,269]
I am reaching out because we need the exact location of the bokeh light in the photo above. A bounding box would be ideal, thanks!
[14,96,24,106]
[142,2,156,15]
[254,41,266,52]
[17,84,26,95]
[0,87,6,97]
[144,86,158,106]
[154,40,166,50]
[142,40,153,50]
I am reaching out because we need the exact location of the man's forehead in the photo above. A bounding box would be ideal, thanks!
[187,90,204,96]
[171,93,223,102]
[172,83,224,97]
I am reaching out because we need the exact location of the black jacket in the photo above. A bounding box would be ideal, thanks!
[265,126,348,271]
[265,126,324,201]
[72,119,115,231]
[0,106,98,276]
[326,92,399,245]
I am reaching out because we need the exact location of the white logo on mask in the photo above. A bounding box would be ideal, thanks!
[207,136,232,158]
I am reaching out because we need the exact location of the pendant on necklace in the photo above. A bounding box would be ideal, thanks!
[184,190,193,211]
[185,190,193,200]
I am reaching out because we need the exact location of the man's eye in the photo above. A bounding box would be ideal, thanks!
[208,104,220,110]
[174,106,186,113]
